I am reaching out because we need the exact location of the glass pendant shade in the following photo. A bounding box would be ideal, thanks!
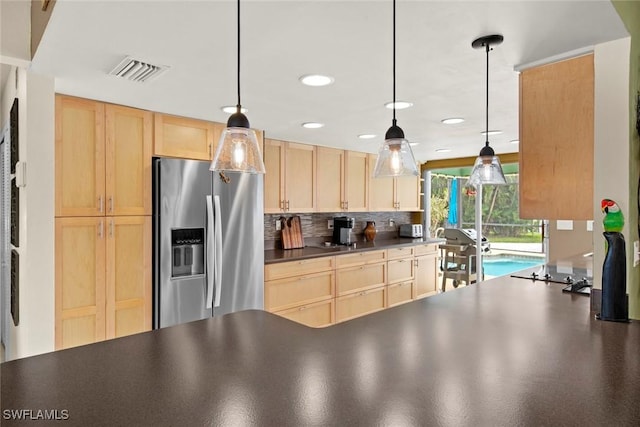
[373,136,419,177]
[467,154,507,187]
[210,125,265,174]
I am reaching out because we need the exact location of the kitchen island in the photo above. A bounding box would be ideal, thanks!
[2,270,640,426]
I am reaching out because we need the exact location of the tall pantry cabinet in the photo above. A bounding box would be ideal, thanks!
[54,95,152,350]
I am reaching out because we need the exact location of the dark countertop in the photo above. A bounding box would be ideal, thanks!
[265,237,446,264]
[2,273,640,426]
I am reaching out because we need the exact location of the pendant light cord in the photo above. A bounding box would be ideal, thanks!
[236,0,241,110]
[392,0,396,125]
[485,43,490,147]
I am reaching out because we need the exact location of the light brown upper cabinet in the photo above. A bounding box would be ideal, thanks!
[153,113,219,161]
[55,95,152,217]
[367,154,420,212]
[316,147,344,212]
[315,148,369,212]
[264,139,316,213]
[344,151,369,212]
[519,54,594,220]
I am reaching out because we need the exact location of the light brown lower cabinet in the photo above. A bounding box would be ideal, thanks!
[274,299,335,328]
[264,257,335,327]
[336,286,386,323]
[387,280,414,307]
[265,270,335,312]
[265,245,440,327]
[414,244,439,298]
[336,262,386,296]
[55,216,151,350]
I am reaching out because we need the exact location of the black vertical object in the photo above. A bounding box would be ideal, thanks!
[10,98,19,247]
[10,98,18,175]
[597,232,629,322]
[10,180,18,247]
[11,249,19,326]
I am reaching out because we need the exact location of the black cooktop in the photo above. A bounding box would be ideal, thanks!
[511,263,592,296]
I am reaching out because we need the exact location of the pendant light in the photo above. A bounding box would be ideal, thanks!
[210,0,265,174]
[466,34,506,188]
[373,0,418,178]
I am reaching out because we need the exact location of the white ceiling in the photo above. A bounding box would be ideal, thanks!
[31,0,628,163]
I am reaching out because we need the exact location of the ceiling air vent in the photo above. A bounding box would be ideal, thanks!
[109,57,168,83]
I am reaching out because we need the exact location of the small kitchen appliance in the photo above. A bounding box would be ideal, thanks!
[399,224,423,238]
[333,216,354,245]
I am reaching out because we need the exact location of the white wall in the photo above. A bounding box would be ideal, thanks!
[0,0,31,67]
[18,70,55,358]
[1,67,55,360]
[593,37,632,290]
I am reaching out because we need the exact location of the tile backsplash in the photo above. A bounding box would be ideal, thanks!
[265,211,415,249]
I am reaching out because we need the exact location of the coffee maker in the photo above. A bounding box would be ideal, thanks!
[333,216,355,245]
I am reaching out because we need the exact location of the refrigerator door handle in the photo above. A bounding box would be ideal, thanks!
[213,195,222,308]
[205,195,214,309]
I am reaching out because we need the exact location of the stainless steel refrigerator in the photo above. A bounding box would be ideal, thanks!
[153,157,264,329]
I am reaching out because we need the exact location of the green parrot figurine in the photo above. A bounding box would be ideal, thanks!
[602,199,624,232]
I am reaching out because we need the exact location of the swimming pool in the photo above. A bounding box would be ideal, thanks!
[482,256,543,277]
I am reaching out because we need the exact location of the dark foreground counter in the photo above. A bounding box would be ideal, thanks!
[2,274,640,426]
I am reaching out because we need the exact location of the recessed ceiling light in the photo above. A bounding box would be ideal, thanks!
[435,148,451,153]
[510,139,519,144]
[481,130,503,136]
[302,122,324,129]
[358,134,377,139]
[441,118,465,125]
[384,101,413,110]
[299,74,334,87]
[221,106,248,114]
[409,142,419,147]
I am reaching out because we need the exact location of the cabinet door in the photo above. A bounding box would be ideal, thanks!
[265,256,335,281]
[106,216,152,339]
[153,113,217,161]
[336,286,386,323]
[265,270,335,312]
[55,95,105,217]
[285,142,316,212]
[387,258,414,284]
[368,154,395,211]
[316,147,344,212]
[414,253,438,299]
[106,105,152,215]
[519,54,594,219]
[55,217,106,349]
[395,175,421,211]
[336,262,386,296]
[264,139,286,213]
[344,151,368,212]
[274,299,334,328]
[387,281,414,307]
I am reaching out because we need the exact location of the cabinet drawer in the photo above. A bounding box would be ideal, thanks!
[336,262,386,296]
[335,250,386,268]
[414,243,439,256]
[387,281,414,307]
[387,258,414,284]
[265,256,335,281]
[387,246,414,260]
[265,270,334,312]
[336,286,386,322]
[274,299,334,328]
